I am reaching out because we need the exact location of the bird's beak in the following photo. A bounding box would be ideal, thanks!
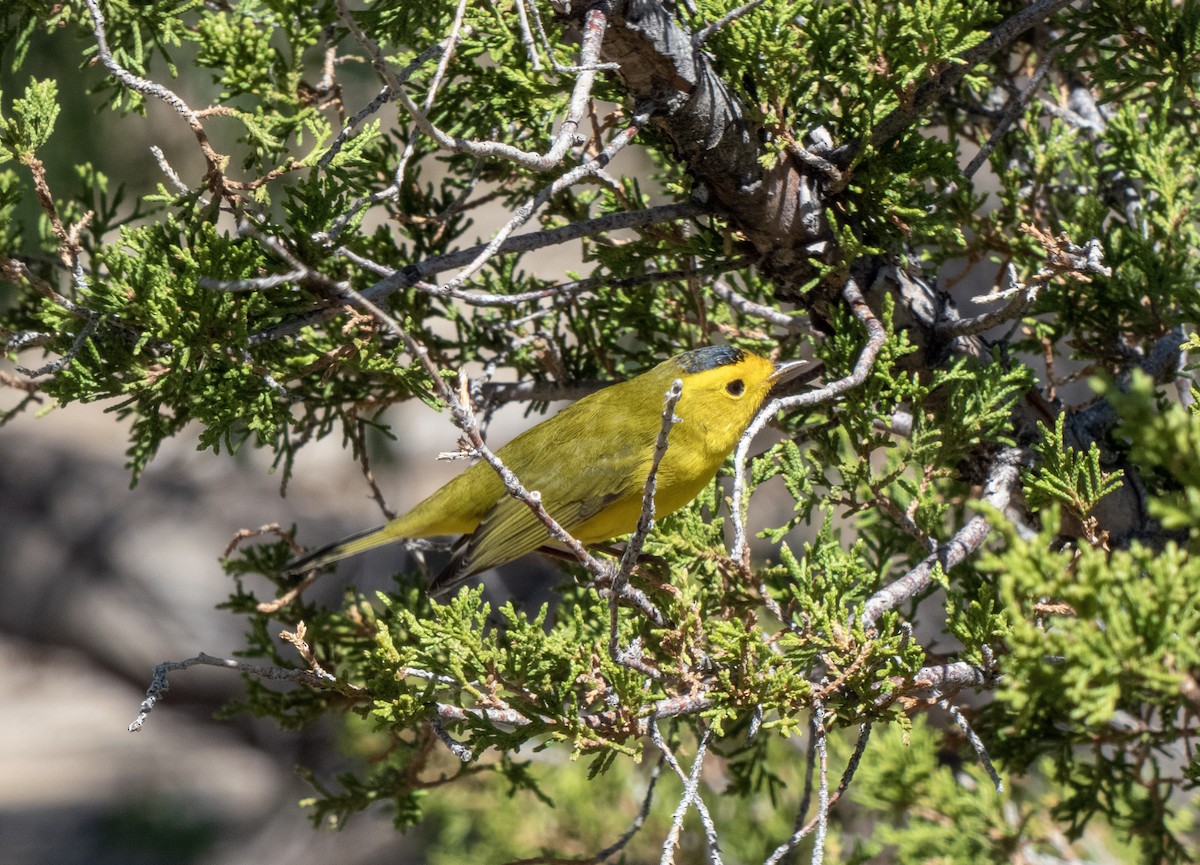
[769,359,809,385]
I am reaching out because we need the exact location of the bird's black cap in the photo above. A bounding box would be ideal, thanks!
[675,345,747,373]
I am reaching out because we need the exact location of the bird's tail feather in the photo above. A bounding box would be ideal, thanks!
[427,535,473,598]
[284,525,392,574]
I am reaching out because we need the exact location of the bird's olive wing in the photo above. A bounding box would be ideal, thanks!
[428,461,637,596]
[449,497,558,580]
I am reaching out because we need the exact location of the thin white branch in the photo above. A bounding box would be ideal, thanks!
[338,0,610,170]
[429,713,473,762]
[592,757,664,861]
[810,702,829,865]
[961,49,1056,181]
[15,313,99,377]
[129,652,362,732]
[434,702,534,727]
[524,0,620,74]
[83,0,226,187]
[654,723,722,865]
[322,7,468,241]
[609,379,682,677]
[616,379,683,581]
[437,109,650,293]
[149,145,194,196]
[694,0,770,45]
[943,699,1003,792]
[937,264,1041,339]
[513,0,542,70]
[338,248,736,310]
[710,278,806,331]
[861,447,1027,628]
[763,715,871,865]
[201,269,308,292]
[251,201,701,344]
[317,83,392,172]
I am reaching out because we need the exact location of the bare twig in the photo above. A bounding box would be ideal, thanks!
[937,653,1000,701]
[877,659,1001,709]
[764,720,871,865]
[936,263,1040,339]
[710,278,806,331]
[340,249,740,310]
[484,262,749,308]
[317,84,393,172]
[938,232,1110,339]
[221,523,316,613]
[616,380,682,581]
[609,379,682,675]
[129,641,973,751]
[202,269,308,293]
[14,313,99,377]
[149,145,194,196]
[3,329,52,351]
[250,201,701,344]
[693,0,769,45]
[0,367,44,426]
[435,702,535,727]
[322,0,470,243]
[653,722,722,865]
[523,0,621,77]
[591,757,665,862]
[501,760,667,864]
[437,108,651,293]
[381,198,686,276]
[943,699,1003,792]
[339,0,610,171]
[350,414,396,519]
[765,713,819,865]
[389,0,467,201]
[429,713,473,762]
[861,447,1027,628]
[961,48,1056,181]
[513,0,542,70]
[810,702,829,865]
[257,571,319,614]
[83,0,231,194]
[0,367,41,395]
[2,259,87,318]
[19,154,94,306]
[128,651,365,732]
[1026,227,1111,281]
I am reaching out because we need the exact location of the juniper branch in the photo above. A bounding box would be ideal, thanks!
[861,447,1027,629]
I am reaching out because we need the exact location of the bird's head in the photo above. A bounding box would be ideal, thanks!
[664,345,805,455]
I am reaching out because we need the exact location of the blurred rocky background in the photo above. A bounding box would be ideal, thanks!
[0,399,424,864]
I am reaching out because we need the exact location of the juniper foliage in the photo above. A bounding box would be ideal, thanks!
[3,0,1199,862]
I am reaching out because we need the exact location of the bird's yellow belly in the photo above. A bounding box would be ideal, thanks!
[570,473,713,545]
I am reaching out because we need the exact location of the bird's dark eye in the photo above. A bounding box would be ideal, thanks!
[725,379,745,397]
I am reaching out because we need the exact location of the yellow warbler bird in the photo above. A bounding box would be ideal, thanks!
[286,346,802,596]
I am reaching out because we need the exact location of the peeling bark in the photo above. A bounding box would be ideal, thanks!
[562,0,834,288]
